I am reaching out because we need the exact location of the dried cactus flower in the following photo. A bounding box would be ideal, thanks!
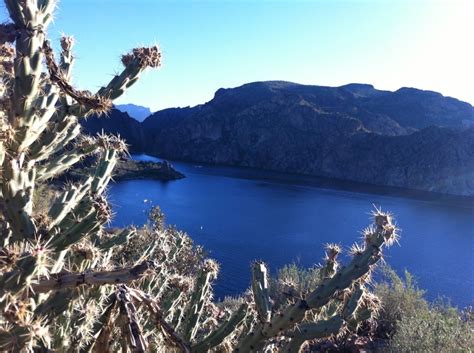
[122,46,162,68]
[324,243,341,262]
[60,35,74,51]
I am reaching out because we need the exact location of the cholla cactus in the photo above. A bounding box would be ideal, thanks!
[0,0,163,350]
[0,1,400,352]
[233,210,396,352]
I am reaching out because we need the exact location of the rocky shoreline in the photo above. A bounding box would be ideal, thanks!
[112,159,185,181]
[61,158,185,182]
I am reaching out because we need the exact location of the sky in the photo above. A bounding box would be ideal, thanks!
[1,0,473,111]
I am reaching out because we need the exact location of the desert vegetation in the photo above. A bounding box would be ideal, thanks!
[0,1,472,352]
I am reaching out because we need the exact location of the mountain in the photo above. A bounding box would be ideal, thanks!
[84,81,474,196]
[115,103,152,122]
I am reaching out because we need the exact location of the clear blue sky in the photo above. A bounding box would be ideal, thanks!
[1,0,472,111]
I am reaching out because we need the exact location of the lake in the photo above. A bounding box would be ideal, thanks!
[109,154,474,307]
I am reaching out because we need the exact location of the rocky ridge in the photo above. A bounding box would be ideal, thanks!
[81,81,474,196]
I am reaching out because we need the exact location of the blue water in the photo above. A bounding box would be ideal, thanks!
[109,154,474,307]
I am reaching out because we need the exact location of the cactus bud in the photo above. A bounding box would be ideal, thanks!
[349,243,364,257]
[92,194,112,224]
[324,243,341,262]
[203,259,219,279]
[60,36,74,52]
[121,46,162,69]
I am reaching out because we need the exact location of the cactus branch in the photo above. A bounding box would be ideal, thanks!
[236,212,396,352]
[252,261,272,323]
[31,261,154,293]
[117,285,148,353]
[191,304,248,353]
[183,260,218,343]
[42,40,112,115]
[126,286,191,353]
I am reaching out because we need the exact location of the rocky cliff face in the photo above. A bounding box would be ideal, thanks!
[81,109,146,153]
[85,82,474,196]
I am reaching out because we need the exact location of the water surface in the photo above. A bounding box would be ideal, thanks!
[109,155,474,307]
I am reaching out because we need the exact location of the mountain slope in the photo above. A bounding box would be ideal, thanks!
[85,81,474,196]
[141,82,474,195]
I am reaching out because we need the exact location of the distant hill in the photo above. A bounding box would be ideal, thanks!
[115,103,152,122]
[82,81,474,196]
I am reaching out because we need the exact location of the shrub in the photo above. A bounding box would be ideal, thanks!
[375,267,474,352]
[374,266,428,338]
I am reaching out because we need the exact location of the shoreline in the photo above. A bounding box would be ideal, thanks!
[132,153,474,209]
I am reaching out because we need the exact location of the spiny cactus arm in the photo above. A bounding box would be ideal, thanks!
[1,157,36,242]
[306,216,394,309]
[183,259,218,343]
[28,115,80,161]
[37,0,57,17]
[0,254,37,293]
[43,40,112,116]
[117,285,148,353]
[191,304,248,353]
[59,36,74,81]
[0,322,49,352]
[38,138,122,248]
[167,232,188,263]
[98,227,136,251]
[31,261,153,293]
[27,83,61,141]
[235,245,341,352]
[5,0,42,106]
[236,212,396,352]
[56,36,76,126]
[252,261,272,323]
[50,207,102,251]
[319,243,340,280]
[282,284,365,353]
[345,290,380,332]
[81,293,117,353]
[240,299,311,352]
[125,286,191,352]
[163,285,184,315]
[171,300,186,331]
[90,149,117,194]
[5,0,55,148]
[35,143,97,182]
[60,45,161,118]
[65,288,109,349]
[168,288,188,330]
[97,46,162,101]
[47,177,93,229]
[282,316,344,353]
[0,134,5,166]
[37,150,86,182]
[34,289,76,321]
[90,136,127,194]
